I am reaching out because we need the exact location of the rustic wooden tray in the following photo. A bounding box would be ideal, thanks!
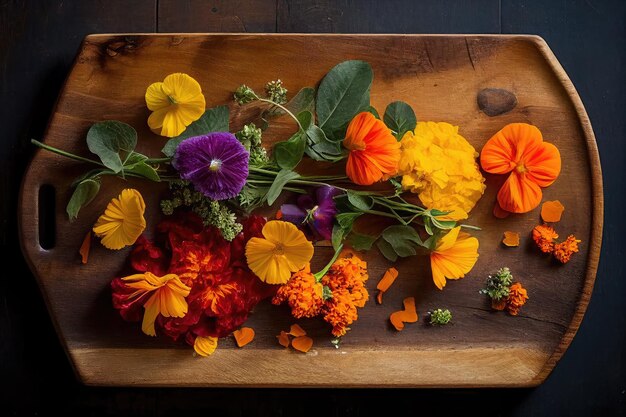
[19,34,602,387]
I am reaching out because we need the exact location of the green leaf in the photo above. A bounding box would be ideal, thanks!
[346,191,374,211]
[274,131,306,170]
[86,121,137,173]
[377,239,398,262]
[336,212,361,229]
[316,60,373,140]
[430,218,457,230]
[348,232,378,251]
[383,101,417,141]
[367,106,380,119]
[66,178,101,221]
[285,87,315,115]
[265,169,300,206]
[382,225,423,257]
[162,106,229,157]
[304,124,344,162]
[126,161,160,181]
[424,217,434,236]
[331,224,345,251]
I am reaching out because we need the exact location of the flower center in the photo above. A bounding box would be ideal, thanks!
[348,141,367,151]
[167,95,177,104]
[273,243,286,256]
[304,205,319,224]
[209,159,222,172]
[515,163,527,174]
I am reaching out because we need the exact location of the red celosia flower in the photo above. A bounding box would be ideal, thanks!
[111,213,275,347]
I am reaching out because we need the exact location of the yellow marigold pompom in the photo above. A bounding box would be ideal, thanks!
[398,122,486,220]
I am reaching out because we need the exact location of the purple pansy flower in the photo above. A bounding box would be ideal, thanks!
[173,132,249,200]
[280,186,341,240]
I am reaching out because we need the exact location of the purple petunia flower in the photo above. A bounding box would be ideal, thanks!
[281,186,341,240]
[173,132,249,200]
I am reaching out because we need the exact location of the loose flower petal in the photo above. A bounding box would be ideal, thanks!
[532,224,559,253]
[541,200,565,223]
[79,231,91,264]
[389,297,418,331]
[291,335,313,353]
[277,331,290,348]
[376,267,399,304]
[502,231,520,247]
[93,189,146,250]
[506,282,528,315]
[553,235,581,264]
[194,335,218,356]
[288,323,307,337]
[233,327,255,347]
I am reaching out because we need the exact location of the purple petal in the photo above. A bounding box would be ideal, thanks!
[280,204,307,225]
[296,194,315,210]
[173,132,249,200]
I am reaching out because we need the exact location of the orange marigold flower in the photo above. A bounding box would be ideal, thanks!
[480,123,561,213]
[532,224,559,253]
[343,112,401,185]
[553,235,581,264]
[272,266,324,318]
[321,254,369,337]
[506,282,528,316]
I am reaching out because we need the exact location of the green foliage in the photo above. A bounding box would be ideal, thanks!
[479,267,514,301]
[381,225,424,257]
[383,101,417,140]
[86,121,137,173]
[376,238,398,262]
[316,60,373,141]
[348,232,377,251]
[265,169,300,206]
[428,309,452,325]
[66,178,100,221]
[162,105,229,157]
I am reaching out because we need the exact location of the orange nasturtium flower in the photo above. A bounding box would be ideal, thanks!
[343,112,401,185]
[430,226,479,290]
[245,220,314,284]
[93,189,146,250]
[121,272,191,337]
[480,123,561,213]
[145,73,206,137]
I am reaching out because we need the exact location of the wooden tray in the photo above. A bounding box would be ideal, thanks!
[19,34,603,387]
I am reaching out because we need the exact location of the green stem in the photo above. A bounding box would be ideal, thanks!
[31,139,106,167]
[146,157,171,164]
[314,243,344,281]
[257,97,303,131]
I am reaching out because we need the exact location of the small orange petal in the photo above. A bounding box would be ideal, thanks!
[541,200,565,223]
[376,291,384,305]
[390,311,406,331]
[288,324,306,337]
[502,231,520,247]
[292,336,313,353]
[233,327,255,347]
[79,231,91,264]
[277,331,290,348]
[376,267,399,292]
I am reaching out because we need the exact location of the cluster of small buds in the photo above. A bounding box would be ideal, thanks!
[233,84,257,105]
[265,79,288,104]
[428,308,452,325]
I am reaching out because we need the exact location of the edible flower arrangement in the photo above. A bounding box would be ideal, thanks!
[33,60,581,356]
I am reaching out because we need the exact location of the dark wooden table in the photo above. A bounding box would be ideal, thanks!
[1,1,624,415]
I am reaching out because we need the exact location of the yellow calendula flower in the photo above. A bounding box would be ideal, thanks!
[194,336,218,357]
[121,272,191,336]
[245,220,314,284]
[145,73,206,138]
[399,122,486,220]
[430,226,479,290]
[93,189,146,250]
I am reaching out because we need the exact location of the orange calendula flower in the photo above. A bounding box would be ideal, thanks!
[480,123,561,213]
[506,282,529,316]
[532,224,559,253]
[93,189,146,250]
[245,220,314,284]
[121,272,191,336]
[553,235,581,264]
[272,265,324,318]
[145,73,206,137]
[194,335,218,356]
[430,226,479,290]
[343,112,401,185]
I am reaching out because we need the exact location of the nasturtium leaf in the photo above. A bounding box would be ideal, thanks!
[367,106,380,119]
[266,169,300,206]
[336,212,361,229]
[274,131,307,170]
[382,225,423,257]
[383,101,417,141]
[316,60,373,141]
[348,232,378,251]
[377,238,398,262]
[66,178,101,221]
[346,190,374,211]
[126,161,160,182]
[304,124,344,161]
[285,87,316,115]
[162,105,229,157]
[86,121,137,173]
[331,224,345,251]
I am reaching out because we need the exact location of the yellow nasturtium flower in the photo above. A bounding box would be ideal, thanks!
[145,73,206,138]
[430,227,479,290]
[93,188,146,250]
[194,336,218,357]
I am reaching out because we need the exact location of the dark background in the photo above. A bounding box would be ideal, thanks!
[1,0,624,415]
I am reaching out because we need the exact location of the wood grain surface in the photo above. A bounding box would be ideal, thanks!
[18,34,602,387]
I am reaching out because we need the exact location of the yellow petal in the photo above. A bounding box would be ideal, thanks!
[162,73,203,103]
[194,336,218,357]
[141,293,160,336]
[435,226,461,252]
[145,82,170,111]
